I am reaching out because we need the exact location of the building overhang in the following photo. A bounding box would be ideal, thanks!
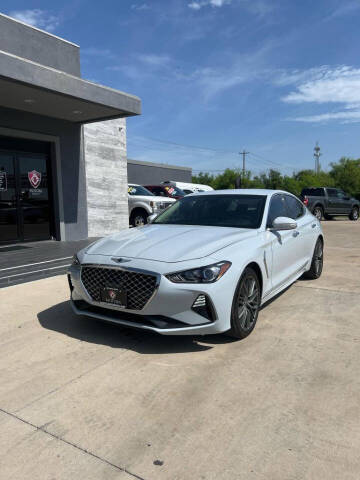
[0,50,141,123]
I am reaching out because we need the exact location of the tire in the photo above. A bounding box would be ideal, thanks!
[312,205,323,221]
[324,214,333,220]
[130,210,148,227]
[228,267,261,339]
[349,207,359,221]
[303,238,323,280]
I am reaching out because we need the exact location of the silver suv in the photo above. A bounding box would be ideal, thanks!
[128,184,176,227]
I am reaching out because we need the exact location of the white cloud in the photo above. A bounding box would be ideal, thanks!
[131,3,150,10]
[279,66,360,123]
[188,0,273,15]
[288,110,360,124]
[107,54,171,79]
[325,0,360,20]
[282,66,360,105]
[188,0,231,10]
[82,47,116,59]
[137,54,171,67]
[8,9,59,32]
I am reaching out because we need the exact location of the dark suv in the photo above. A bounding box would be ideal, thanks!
[144,185,185,200]
[300,187,359,221]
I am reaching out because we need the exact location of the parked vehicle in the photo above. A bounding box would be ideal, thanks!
[69,189,323,339]
[161,180,214,194]
[144,184,185,200]
[128,184,175,227]
[300,187,359,221]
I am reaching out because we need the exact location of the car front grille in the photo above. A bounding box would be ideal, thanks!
[81,266,158,310]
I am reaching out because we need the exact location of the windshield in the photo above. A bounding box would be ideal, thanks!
[163,185,186,197]
[128,185,154,196]
[154,194,266,229]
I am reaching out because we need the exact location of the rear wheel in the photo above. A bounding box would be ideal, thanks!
[228,267,261,339]
[313,205,323,221]
[349,207,359,221]
[303,238,323,279]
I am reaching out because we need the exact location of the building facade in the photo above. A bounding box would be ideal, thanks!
[127,159,192,185]
[0,13,140,245]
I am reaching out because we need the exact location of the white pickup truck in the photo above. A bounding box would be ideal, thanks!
[128,184,176,227]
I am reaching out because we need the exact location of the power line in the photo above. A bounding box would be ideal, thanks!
[129,135,299,172]
[248,151,297,170]
[129,135,237,155]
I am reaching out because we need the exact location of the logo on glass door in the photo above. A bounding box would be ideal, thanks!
[28,170,42,189]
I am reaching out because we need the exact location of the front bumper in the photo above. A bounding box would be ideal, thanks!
[68,259,235,335]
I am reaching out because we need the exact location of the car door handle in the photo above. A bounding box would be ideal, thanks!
[292,231,300,237]
[312,223,317,228]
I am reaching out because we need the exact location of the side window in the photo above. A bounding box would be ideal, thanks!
[267,195,288,227]
[285,195,304,219]
[152,187,163,196]
[327,188,338,197]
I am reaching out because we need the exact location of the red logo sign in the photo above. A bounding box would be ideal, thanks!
[28,170,41,189]
[109,290,116,300]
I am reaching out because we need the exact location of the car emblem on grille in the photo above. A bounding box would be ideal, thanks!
[108,290,116,300]
[111,257,131,263]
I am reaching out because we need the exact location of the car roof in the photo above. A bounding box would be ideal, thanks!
[190,189,289,197]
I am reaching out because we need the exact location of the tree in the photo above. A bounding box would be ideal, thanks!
[329,158,360,199]
[190,157,360,198]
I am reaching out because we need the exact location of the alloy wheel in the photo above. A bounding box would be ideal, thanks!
[134,215,145,227]
[237,275,260,331]
[314,207,322,220]
[314,241,323,276]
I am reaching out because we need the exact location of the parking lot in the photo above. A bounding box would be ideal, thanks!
[1,219,359,480]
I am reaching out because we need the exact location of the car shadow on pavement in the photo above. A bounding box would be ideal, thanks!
[37,300,235,354]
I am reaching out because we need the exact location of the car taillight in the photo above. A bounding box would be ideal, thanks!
[303,196,309,206]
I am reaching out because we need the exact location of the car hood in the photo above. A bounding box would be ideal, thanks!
[85,224,258,263]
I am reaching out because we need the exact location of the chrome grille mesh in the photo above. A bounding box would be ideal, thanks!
[81,266,157,310]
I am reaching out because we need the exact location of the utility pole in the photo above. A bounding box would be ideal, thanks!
[314,142,321,174]
[240,150,250,178]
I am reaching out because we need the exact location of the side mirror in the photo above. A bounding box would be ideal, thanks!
[270,216,297,231]
[148,213,158,223]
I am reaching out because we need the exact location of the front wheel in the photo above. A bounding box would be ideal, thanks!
[349,207,359,221]
[130,210,148,227]
[303,238,323,279]
[228,267,261,339]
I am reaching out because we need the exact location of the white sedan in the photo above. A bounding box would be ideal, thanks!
[68,189,323,339]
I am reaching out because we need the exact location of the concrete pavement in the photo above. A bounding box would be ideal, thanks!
[1,220,359,479]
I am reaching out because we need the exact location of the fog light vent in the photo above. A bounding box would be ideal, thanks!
[191,294,215,321]
[192,294,206,308]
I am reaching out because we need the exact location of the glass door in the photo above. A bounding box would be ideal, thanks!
[0,152,52,243]
[0,153,18,243]
[18,154,51,241]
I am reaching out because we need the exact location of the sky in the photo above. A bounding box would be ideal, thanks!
[2,0,360,175]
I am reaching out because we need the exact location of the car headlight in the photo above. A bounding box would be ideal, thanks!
[72,254,80,266]
[150,201,159,212]
[166,261,231,284]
